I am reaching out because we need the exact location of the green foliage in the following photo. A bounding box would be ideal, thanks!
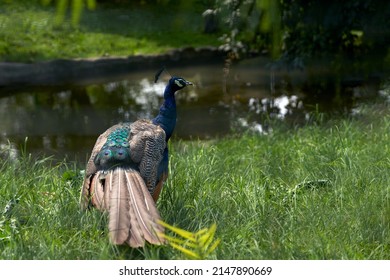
[161,103,390,259]
[158,220,220,259]
[214,0,389,104]
[42,0,96,26]
[257,0,281,59]
[216,0,390,70]
[0,1,219,61]
[281,0,389,60]
[0,103,389,259]
[216,0,282,56]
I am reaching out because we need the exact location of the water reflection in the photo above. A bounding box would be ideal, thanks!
[0,58,384,162]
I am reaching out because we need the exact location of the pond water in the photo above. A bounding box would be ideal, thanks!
[0,56,385,163]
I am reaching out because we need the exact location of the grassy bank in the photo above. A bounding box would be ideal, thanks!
[0,103,389,259]
[0,2,220,62]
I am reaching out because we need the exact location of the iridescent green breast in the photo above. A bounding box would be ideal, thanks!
[94,126,132,169]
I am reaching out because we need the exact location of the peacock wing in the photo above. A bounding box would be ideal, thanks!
[129,120,166,194]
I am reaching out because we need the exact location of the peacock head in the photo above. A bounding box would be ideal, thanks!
[168,76,193,93]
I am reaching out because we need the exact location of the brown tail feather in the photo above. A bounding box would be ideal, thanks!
[122,169,164,246]
[106,170,132,245]
[89,172,106,210]
[84,168,165,247]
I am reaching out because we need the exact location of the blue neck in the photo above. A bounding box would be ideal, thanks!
[152,84,177,141]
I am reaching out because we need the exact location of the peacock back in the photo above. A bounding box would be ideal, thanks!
[94,124,132,169]
[87,120,166,194]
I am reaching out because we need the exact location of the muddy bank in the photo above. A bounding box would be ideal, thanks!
[0,47,228,91]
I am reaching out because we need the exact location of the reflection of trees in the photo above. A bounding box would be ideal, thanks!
[86,79,162,122]
[0,78,165,160]
[0,79,166,137]
[0,65,386,160]
[216,0,389,109]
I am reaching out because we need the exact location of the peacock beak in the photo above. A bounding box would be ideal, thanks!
[185,81,193,86]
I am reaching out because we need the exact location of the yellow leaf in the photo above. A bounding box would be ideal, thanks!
[158,233,186,245]
[206,239,221,255]
[159,220,221,260]
[198,223,217,248]
[158,233,198,249]
[158,220,196,242]
[170,243,201,260]
[195,228,208,236]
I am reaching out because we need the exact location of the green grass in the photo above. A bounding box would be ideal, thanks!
[0,103,389,259]
[0,1,221,62]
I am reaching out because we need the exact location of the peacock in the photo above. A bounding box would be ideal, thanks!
[80,74,192,247]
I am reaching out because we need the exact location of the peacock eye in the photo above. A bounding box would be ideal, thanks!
[174,79,184,87]
[108,140,116,147]
[103,149,112,158]
[115,148,127,160]
[121,142,129,147]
